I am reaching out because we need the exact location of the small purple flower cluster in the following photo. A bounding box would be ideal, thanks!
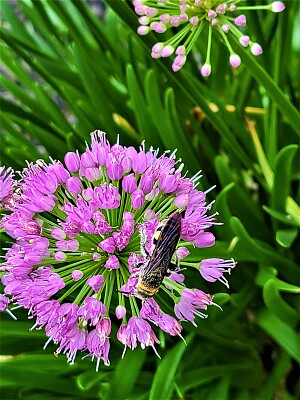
[0,130,236,369]
[133,0,285,75]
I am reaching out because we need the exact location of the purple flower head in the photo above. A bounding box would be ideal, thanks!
[104,255,120,270]
[158,314,183,337]
[1,130,235,368]
[78,297,106,326]
[133,0,285,75]
[120,276,139,297]
[55,325,87,365]
[140,298,163,324]
[99,237,116,253]
[165,272,185,290]
[175,289,213,326]
[86,275,104,292]
[0,294,9,312]
[117,317,160,358]
[86,330,110,371]
[94,183,120,209]
[200,258,236,287]
[0,166,15,208]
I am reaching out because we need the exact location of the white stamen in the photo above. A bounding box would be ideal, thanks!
[204,184,216,194]
[6,309,17,320]
[43,337,52,350]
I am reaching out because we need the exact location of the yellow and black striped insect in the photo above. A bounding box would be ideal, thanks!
[134,210,184,301]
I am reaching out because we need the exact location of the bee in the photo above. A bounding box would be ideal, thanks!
[134,210,184,301]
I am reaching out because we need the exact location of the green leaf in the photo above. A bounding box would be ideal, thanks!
[257,351,291,400]
[149,334,193,400]
[105,347,147,400]
[230,217,298,283]
[263,206,300,227]
[255,265,300,293]
[263,280,299,327]
[126,64,157,144]
[276,229,298,248]
[272,145,299,213]
[177,363,259,393]
[256,309,300,363]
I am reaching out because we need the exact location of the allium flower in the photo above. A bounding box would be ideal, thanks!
[0,166,16,209]
[133,0,286,75]
[0,130,236,369]
[199,258,236,287]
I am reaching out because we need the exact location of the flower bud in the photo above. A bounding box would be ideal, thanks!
[137,26,150,35]
[271,1,285,12]
[251,43,263,56]
[170,16,181,27]
[221,24,230,33]
[66,176,82,195]
[235,15,246,26]
[145,7,158,17]
[160,13,170,24]
[107,160,124,181]
[152,42,164,55]
[193,232,215,248]
[64,152,80,173]
[72,270,83,281]
[239,35,250,47]
[93,253,101,261]
[139,16,150,25]
[229,54,241,68]
[201,64,212,77]
[54,251,66,261]
[84,167,102,182]
[207,10,217,19]
[66,239,79,252]
[122,173,137,193]
[50,162,70,184]
[144,209,156,220]
[176,246,190,259]
[51,228,66,240]
[80,151,94,168]
[115,305,126,319]
[132,152,148,174]
[131,189,145,210]
[161,45,175,58]
[189,16,198,25]
[216,4,226,14]
[82,187,94,201]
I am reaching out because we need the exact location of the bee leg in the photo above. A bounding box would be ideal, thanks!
[139,224,150,259]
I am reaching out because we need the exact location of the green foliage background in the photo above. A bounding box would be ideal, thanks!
[0,0,299,399]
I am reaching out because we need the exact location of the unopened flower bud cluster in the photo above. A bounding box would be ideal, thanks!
[134,0,285,76]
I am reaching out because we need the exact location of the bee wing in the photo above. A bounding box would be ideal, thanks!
[141,214,181,275]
